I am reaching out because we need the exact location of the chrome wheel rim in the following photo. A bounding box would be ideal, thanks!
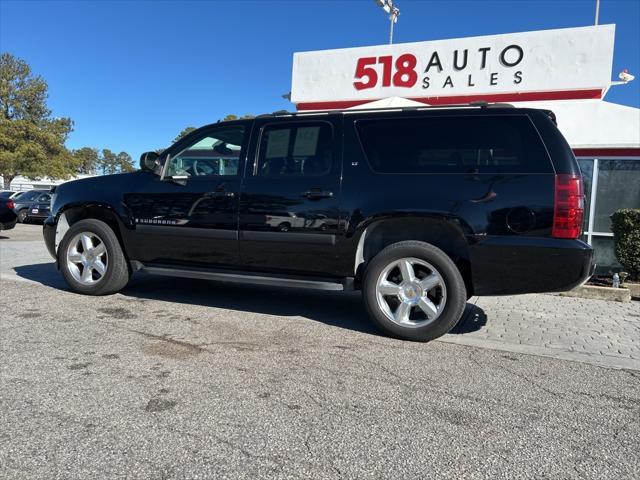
[375,257,447,328]
[66,232,108,285]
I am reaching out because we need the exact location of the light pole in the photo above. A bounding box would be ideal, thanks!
[374,0,400,44]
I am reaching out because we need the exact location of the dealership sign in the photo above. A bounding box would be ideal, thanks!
[291,25,615,110]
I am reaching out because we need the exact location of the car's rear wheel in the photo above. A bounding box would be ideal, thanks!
[362,241,467,341]
[58,219,130,295]
[17,209,27,223]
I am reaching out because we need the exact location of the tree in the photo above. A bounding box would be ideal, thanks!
[116,151,134,173]
[0,117,74,188]
[611,209,640,280]
[173,126,196,143]
[0,53,75,189]
[99,149,117,174]
[222,114,254,121]
[0,52,49,122]
[98,148,134,175]
[72,147,99,175]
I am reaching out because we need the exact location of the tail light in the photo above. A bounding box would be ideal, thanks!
[6,200,14,210]
[552,174,584,239]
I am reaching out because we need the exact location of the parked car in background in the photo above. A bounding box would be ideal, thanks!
[24,200,51,223]
[0,191,17,199]
[0,197,18,231]
[12,190,52,223]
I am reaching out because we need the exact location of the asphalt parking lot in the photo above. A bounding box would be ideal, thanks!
[1,224,639,479]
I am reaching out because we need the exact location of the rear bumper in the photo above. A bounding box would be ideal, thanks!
[26,213,49,221]
[0,210,17,230]
[0,218,17,231]
[470,236,594,296]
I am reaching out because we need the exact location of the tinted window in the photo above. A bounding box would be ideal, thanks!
[166,126,245,178]
[593,159,640,232]
[256,122,333,176]
[356,115,552,174]
[38,194,51,202]
[20,191,40,201]
[0,191,14,199]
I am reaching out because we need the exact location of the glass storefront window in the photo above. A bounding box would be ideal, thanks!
[577,157,639,273]
[577,158,593,233]
[591,236,622,272]
[593,159,640,232]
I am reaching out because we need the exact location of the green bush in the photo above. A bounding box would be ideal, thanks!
[611,209,640,280]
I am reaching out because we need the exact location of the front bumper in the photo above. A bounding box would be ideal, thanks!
[470,236,594,296]
[43,216,57,260]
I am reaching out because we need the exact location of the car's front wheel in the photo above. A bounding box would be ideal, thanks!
[58,219,130,295]
[362,241,467,341]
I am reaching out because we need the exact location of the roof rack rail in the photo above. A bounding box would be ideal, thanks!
[469,100,515,108]
[251,101,517,118]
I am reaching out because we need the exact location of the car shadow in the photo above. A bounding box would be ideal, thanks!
[13,262,68,289]
[449,302,488,334]
[122,275,383,336]
[13,264,488,338]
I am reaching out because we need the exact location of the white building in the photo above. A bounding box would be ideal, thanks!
[1,174,95,192]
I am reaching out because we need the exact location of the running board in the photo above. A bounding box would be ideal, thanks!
[137,263,349,291]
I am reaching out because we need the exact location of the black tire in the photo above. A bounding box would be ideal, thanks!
[278,222,291,232]
[362,241,467,342]
[17,209,28,223]
[58,219,130,295]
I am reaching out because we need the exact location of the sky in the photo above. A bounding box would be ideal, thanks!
[1,0,639,162]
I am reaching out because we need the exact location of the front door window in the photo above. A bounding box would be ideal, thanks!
[166,126,245,178]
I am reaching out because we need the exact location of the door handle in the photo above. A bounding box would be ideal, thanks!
[205,190,235,198]
[301,190,333,200]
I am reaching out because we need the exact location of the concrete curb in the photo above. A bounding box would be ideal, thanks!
[624,282,640,299]
[559,285,631,302]
[438,335,640,371]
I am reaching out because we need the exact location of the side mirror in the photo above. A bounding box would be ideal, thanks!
[140,151,161,173]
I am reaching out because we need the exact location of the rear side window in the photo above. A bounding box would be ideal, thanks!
[21,191,39,201]
[256,122,333,176]
[356,115,552,174]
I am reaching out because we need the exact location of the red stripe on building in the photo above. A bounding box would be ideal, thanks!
[573,148,640,157]
[295,88,604,111]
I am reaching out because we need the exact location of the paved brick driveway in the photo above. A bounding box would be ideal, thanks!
[443,294,640,370]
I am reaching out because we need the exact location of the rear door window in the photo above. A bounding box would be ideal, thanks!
[356,115,552,174]
[21,191,40,201]
[256,122,334,176]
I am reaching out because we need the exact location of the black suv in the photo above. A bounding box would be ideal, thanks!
[44,105,593,341]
